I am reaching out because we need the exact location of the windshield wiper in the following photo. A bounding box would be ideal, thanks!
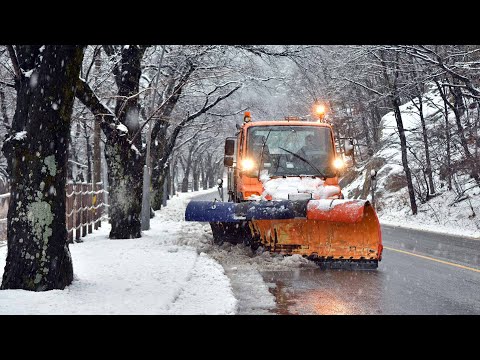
[257,129,272,180]
[278,146,326,179]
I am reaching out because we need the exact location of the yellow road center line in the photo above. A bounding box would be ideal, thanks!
[384,246,480,273]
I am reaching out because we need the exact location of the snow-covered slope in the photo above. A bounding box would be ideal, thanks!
[342,84,480,238]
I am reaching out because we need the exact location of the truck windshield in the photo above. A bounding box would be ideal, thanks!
[247,125,335,177]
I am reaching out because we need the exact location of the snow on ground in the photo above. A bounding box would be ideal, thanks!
[0,188,238,315]
[378,183,480,239]
[169,189,318,314]
[343,84,480,240]
[343,165,480,239]
[380,88,444,139]
[0,186,320,315]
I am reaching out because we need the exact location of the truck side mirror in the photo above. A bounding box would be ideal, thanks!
[344,138,354,156]
[224,156,233,166]
[225,139,235,156]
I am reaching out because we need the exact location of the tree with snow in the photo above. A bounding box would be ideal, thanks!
[1,45,84,291]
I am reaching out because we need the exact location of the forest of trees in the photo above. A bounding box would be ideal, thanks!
[0,45,478,290]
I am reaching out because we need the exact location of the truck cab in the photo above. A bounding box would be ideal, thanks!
[224,118,344,203]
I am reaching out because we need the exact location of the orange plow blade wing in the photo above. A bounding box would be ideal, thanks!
[249,199,383,261]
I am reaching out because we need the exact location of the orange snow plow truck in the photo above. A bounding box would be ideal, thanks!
[185,111,383,269]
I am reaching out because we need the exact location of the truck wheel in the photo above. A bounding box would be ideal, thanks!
[210,222,225,245]
[249,233,262,252]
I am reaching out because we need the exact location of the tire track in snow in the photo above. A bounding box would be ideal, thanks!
[165,250,199,311]
[168,252,237,314]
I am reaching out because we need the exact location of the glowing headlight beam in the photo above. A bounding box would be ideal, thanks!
[241,158,255,171]
[333,158,344,169]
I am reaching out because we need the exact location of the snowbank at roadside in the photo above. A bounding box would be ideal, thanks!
[0,188,237,315]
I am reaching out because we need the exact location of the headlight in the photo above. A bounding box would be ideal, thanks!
[241,158,255,171]
[333,158,344,169]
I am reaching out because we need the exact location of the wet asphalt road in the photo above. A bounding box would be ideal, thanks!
[191,191,480,315]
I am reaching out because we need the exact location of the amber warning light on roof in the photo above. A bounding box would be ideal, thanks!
[315,104,326,117]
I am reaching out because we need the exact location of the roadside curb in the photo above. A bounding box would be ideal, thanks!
[380,221,480,241]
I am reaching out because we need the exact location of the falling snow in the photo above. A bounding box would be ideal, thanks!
[14,131,27,141]
[117,124,128,133]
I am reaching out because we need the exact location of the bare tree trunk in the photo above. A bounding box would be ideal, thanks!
[77,45,148,239]
[354,88,372,152]
[170,157,177,196]
[215,161,224,184]
[200,159,208,190]
[71,122,82,181]
[334,126,344,156]
[152,161,171,207]
[0,87,9,124]
[107,46,146,239]
[104,140,143,238]
[450,84,480,185]
[181,176,189,192]
[166,164,171,199]
[435,81,458,190]
[372,104,383,144]
[93,52,102,228]
[417,95,435,196]
[203,153,213,188]
[381,50,417,214]
[149,72,191,210]
[444,97,453,191]
[208,174,215,188]
[151,119,169,210]
[1,45,84,291]
[67,148,73,180]
[192,159,200,191]
[83,121,92,183]
[361,116,371,153]
[392,96,418,215]
[475,102,480,165]
[179,154,191,192]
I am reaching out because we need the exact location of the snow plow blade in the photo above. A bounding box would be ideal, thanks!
[307,199,371,223]
[249,199,383,266]
[185,200,306,222]
[185,201,239,222]
[185,199,383,266]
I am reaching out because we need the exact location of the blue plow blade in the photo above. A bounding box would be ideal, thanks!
[245,200,297,220]
[185,201,239,222]
[185,200,306,222]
